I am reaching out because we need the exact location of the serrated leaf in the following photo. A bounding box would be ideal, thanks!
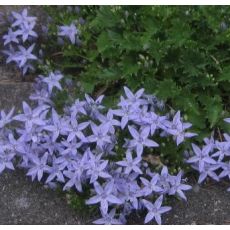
[97,32,110,53]
[187,111,206,130]
[218,66,230,81]
[122,56,139,75]
[81,81,94,93]
[156,79,180,99]
[98,68,120,81]
[91,6,120,29]
[107,30,123,44]
[206,100,222,128]
[175,93,200,116]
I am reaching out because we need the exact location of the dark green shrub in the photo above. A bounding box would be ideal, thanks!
[43,6,230,141]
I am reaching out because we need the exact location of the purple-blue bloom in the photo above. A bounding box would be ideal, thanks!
[142,195,171,224]
[13,44,37,68]
[67,117,89,142]
[63,153,88,192]
[112,105,133,129]
[140,174,163,196]
[45,156,65,183]
[186,143,216,172]
[13,101,47,132]
[42,72,63,94]
[58,23,79,44]
[2,45,17,64]
[87,122,111,148]
[84,94,105,119]
[93,208,122,225]
[128,126,159,156]
[12,8,36,27]
[168,171,192,201]
[43,108,67,142]
[17,20,38,42]
[219,161,230,180]
[119,86,146,107]
[98,109,120,134]
[197,164,220,184]
[212,141,230,162]
[165,111,197,145]
[3,28,20,45]
[116,151,142,175]
[87,157,111,183]
[0,145,15,173]
[70,99,87,117]
[86,181,123,214]
[26,152,49,181]
[0,107,14,128]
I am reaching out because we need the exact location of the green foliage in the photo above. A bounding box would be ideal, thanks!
[43,6,230,167]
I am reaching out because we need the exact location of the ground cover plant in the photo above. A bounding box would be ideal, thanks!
[0,72,196,224]
[1,5,230,225]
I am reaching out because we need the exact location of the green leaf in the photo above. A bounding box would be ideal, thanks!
[121,56,139,75]
[199,94,222,128]
[107,30,123,44]
[149,42,165,66]
[156,79,180,99]
[97,32,110,53]
[218,66,230,82]
[187,111,206,130]
[205,99,222,128]
[81,81,94,93]
[175,93,200,116]
[143,76,158,93]
[91,6,120,29]
[98,68,120,81]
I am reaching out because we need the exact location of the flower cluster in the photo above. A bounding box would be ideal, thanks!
[1,7,84,76]
[185,123,230,190]
[0,70,197,224]
[2,8,38,75]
